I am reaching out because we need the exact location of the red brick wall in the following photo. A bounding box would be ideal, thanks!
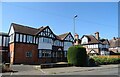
[14,43,38,64]
[37,58,52,64]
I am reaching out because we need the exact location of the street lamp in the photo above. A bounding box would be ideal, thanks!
[73,15,78,36]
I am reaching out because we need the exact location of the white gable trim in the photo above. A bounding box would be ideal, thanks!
[9,25,14,36]
[64,33,74,41]
[81,36,88,44]
[38,27,56,38]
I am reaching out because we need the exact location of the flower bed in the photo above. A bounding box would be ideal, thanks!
[92,55,120,65]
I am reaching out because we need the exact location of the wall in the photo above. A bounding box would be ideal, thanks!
[13,43,38,64]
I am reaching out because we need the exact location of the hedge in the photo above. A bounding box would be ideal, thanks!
[67,45,87,66]
[92,55,120,65]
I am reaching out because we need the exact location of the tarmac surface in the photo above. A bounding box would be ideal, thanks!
[1,64,119,75]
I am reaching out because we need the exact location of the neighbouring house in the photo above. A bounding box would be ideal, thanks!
[74,33,81,45]
[8,23,74,64]
[0,32,9,63]
[81,32,110,55]
[109,37,120,54]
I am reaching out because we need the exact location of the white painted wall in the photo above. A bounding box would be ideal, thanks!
[88,44,98,48]
[9,26,14,36]
[38,42,52,49]
[65,34,73,41]
[81,36,88,44]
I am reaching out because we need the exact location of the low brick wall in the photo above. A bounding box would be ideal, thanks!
[41,63,73,69]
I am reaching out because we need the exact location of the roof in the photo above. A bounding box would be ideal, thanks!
[109,38,120,47]
[58,32,70,40]
[0,32,8,36]
[99,39,109,45]
[12,23,40,35]
[10,23,73,41]
[82,35,100,44]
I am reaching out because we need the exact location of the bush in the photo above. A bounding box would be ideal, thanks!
[67,45,87,66]
[92,55,120,65]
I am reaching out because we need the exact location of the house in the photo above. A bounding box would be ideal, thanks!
[8,23,74,64]
[81,32,110,55]
[0,32,9,63]
[109,37,120,54]
[74,33,81,45]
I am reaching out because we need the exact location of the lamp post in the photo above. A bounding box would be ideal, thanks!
[73,15,78,36]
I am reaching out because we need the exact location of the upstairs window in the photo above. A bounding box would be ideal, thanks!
[20,34,23,42]
[23,35,26,42]
[16,33,19,42]
[27,35,33,43]
[64,42,72,47]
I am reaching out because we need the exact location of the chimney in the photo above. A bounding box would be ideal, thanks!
[95,32,99,40]
[113,37,116,40]
[74,33,79,45]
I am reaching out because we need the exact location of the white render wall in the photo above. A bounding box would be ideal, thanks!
[87,44,98,48]
[81,36,88,44]
[9,26,14,35]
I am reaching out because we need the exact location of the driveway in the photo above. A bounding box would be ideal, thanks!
[2,64,44,75]
[2,64,119,75]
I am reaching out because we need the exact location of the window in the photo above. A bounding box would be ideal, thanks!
[23,35,26,42]
[81,37,88,44]
[0,36,2,46]
[36,37,38,44]
[38,50,51,58]
[27,35,33,43]
[54,40,60,46]
[16,33,19,42]
[5,37,9,46]
[39,50,42,58]
[33,36,35,43]
[64,42,72,47]
[26,52,32,57]
[41,37,53,44]
[3,37,6,46]
[20,34,23,42]
[64,51,67,57]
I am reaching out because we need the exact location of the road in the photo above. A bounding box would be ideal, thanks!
[2,64,119,75]
[57,67,118,75]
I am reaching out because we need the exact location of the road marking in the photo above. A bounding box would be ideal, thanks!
[40,69,46,74]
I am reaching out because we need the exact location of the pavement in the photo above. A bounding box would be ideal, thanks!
[2,64,119,75]
[39,64,119,75]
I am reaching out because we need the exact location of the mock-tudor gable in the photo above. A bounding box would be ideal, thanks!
[81,36,88,44]
[8,24,14,36]
[38,26,56,39]
[58,32,74,42]
[64,33,74,42]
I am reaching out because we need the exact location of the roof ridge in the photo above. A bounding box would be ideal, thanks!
[12,23,38,30]
[58,32,70,36]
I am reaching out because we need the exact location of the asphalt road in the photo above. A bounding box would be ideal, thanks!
[57,67,118,75]
[2,64,119,75]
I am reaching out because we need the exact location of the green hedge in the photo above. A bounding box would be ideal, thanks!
[92,56,120,65]
[67,45,87,66]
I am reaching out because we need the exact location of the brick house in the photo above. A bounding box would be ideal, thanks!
[8,23,74,64]
[109,37,120,53]
[81,32,110,55]
[0,32,9,63]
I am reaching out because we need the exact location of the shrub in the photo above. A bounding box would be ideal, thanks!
[92,55,120,65]
[67,45,87,66]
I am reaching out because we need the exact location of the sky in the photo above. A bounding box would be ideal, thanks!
[1,2,118,40]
